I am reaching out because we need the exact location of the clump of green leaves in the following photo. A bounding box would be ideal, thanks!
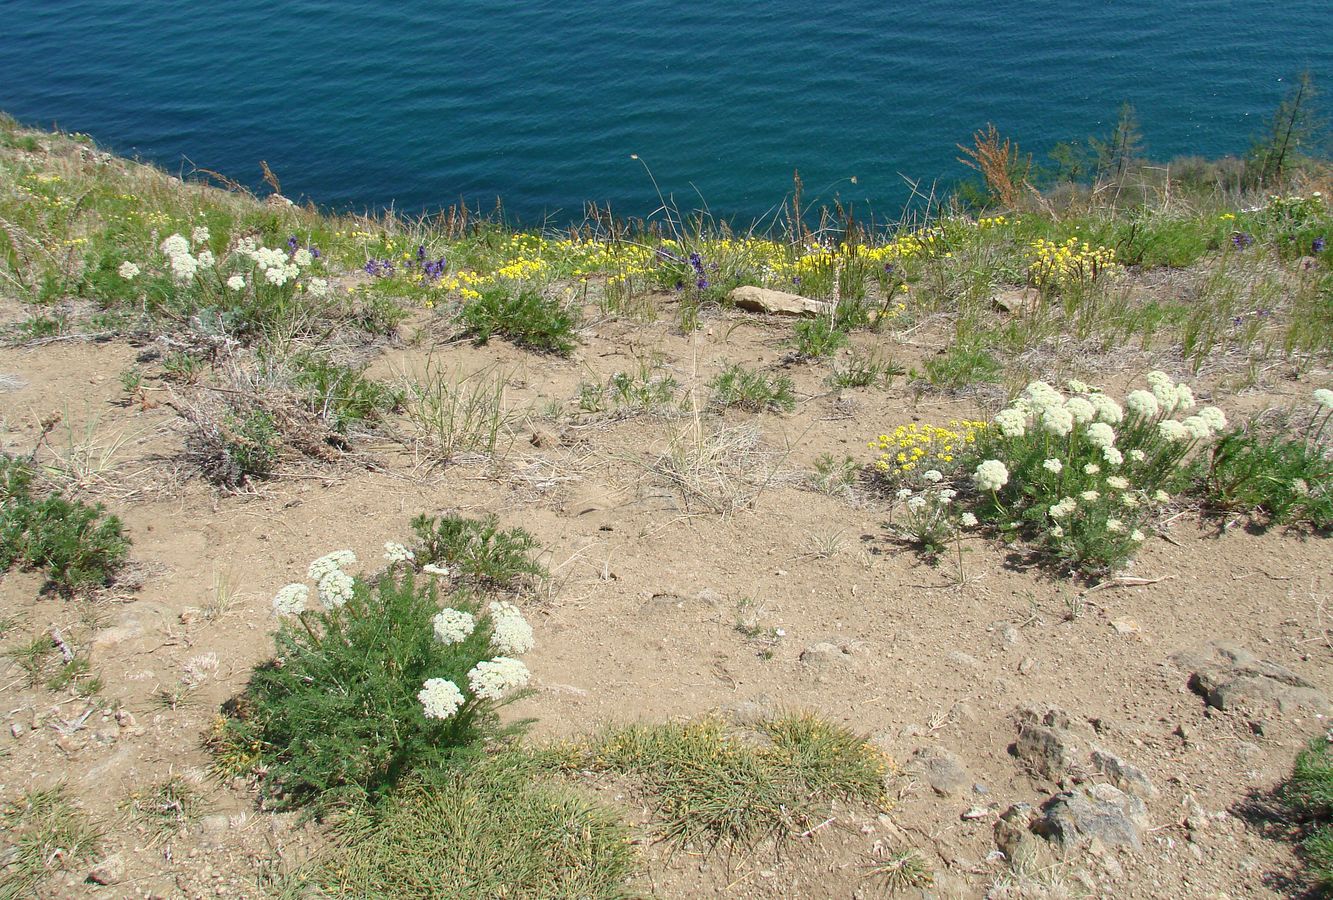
[708,364,796,413]
[459,286,580,356]
[218,566,531,809]
[0,455,129,593]
[1282,737,1333,890]
[549,713,889,852]
[791,319,848,359]
[289,353,399,433]
[831,349,902,389]
[1196,412,1333,529]
[411,513,546,590]
[313,757,637,899]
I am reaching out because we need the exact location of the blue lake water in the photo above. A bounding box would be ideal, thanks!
[1,1,1328,224]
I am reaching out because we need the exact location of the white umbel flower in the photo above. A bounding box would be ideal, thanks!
[118,261,140,280]
[1085,422,1116,449]
[467,657,530,700]
[1049,497,1077,518]
[1125,390,1160,419]
[922,469,943,483]
[489,601,535,655]
[1158,420,1188,442]
[1315,389,1333,410]
[1065,397,1095,424]
[293,248,314,268]
[308,550,356,582]
[191,226,211,245]
[960,512,979,528]
[1106,476,1129,490]
[1198,406,1227,431]
[1091,394,1123,424]
[383,541,415,563]
[1042,458,1064,474]
[1181,415,1212,440]
[272,583,309,616]
[1080,490,1100,501]
[972,460,1009,492]
[317,570,355,609]
[160,233,190,257]
[432,608,475,645]
[418,678,464,720]
[1083,463,1100,475]
[306,277,329,297]
[1103,446,1124,466]
[196,249,215,268]
[1041,405,1074,437]
[169,252,198,281]
[995,408,1027,438]
[227,275,246,290]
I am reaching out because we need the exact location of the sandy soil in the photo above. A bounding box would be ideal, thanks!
[1,294,1330,899]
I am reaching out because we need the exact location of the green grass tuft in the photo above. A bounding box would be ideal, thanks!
[310,756,638,899]
[552,713,891,853]
[0,785,102,899]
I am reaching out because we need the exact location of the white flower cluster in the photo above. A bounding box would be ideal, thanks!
[236,240,301,286]
[488,601,535,655]
[1316,389,1333,410]
[973,459,1009,492]
[432,608,475,645]
[272,582,309,616]
[467,656,531,700]
[999,381,1126,444]
[383,541,415,563]
[118,261,140,280]
[317,569,355,609]
[418,678,464,720]
[227,275,246,291]
[422,563,450,577]
[159,232,212,283]
[306,550,357,609]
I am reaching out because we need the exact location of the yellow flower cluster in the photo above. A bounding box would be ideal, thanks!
[1027,237,1118,289]
[976,215,1009,228]
[869,420,987,476]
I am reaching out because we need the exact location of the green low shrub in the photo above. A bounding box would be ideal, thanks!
[1195,393,1333,528]
[410,513,545,590]
[791,319,847,359]
[708,363,796,413]
[1283,737,1333,890]
[0,455,129,593]
[458,286,579,356]
[217,548,537,808]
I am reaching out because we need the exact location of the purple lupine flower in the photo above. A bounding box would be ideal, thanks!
[673,280,684,291]
[688,252,704,275]
[311,247,321,259]
[287,235,299,252]
[1232,316,1244,327]
[884,263,895,273]
[1231,232,1254,249]
[1315,237,1327,253]
[696,278,710,290]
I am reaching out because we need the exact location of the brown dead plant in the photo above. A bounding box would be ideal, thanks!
[958,124,1032,209]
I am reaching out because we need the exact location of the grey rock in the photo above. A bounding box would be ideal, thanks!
[1014,724,1081,780]
[729,285,831,318]
[200,814,231,834]
[87,854,126,885]
[1034,783,1149,853]
[946,651,981,670]
[908,746,971,797]
[992,287,1041,314]
[799,642,853,669]
[0,373,27,392]
[91,621,143,655]
[1090,747,1157,799]
[994,803,1052,869]
[1173,642,1330,714]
